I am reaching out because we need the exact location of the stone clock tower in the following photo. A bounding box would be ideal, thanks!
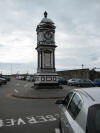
[34,11,59,89]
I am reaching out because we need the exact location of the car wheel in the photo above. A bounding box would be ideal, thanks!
[78,84,81,87]
[70,83,72,86]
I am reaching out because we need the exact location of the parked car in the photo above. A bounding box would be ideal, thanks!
[58,77,67,85]
[0,80,2,86]
[26,76,34,81]
[94,79,100,87]
[67,79,77,86]
[0,77,7,84]
[2,75,11,81]
[56,87,100,133]
[74,79,95,87]
[16,76,25,80]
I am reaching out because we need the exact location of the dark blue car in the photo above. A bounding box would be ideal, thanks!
[58,77,67,85]
[94,79,100,86]
[74,79,94,87]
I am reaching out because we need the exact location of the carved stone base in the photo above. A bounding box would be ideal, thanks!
[34,73,62,89]
[34,83,62,89]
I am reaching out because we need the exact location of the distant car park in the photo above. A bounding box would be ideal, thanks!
[26,76,34,82]
[56,87,100,133]
[16,75,34,82]
[16,76,25,80]
[68,79,94,87]
[74,79,94,87]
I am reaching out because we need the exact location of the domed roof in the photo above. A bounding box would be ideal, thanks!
[36,11,56,31]
[39,11,54,25]
[41,17,54,24]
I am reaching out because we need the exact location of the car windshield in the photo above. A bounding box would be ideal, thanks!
[87,104,100,133]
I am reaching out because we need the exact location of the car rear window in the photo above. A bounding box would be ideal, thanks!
[87,104,100,133]
[64,92,74,108]
[67,93,82,119]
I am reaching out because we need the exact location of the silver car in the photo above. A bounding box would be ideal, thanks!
[67,79,77,86]
[56,87,100,133]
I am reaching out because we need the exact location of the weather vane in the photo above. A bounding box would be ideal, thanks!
[44,11,48,18]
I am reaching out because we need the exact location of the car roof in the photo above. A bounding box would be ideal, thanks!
[79,87,100,103]
[95,79,100,81]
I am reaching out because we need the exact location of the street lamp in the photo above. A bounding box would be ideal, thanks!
[82,64,84,69]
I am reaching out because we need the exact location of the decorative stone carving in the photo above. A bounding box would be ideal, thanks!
[34,11,60,89]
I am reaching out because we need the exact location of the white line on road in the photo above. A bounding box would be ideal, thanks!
[55,128,61,133]
[14,89,18,93]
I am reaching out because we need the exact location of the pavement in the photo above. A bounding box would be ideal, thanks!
[12,82,72,99]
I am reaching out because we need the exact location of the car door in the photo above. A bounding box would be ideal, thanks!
[60,91,74,133]
[61,92,84,133]
[67,93,84,133]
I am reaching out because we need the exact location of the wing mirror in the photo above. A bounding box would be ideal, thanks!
[55,100,65,104]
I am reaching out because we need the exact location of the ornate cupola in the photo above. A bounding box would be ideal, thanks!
[36,11,56,47]
[34,11,59,89]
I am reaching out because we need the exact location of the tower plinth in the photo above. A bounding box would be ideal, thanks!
[34,12,60,89]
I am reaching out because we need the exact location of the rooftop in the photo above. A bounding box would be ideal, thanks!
[81,87,100,103]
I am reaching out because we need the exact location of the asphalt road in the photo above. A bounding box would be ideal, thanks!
[0,78,61,133]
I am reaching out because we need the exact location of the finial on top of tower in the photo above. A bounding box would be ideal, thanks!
[44,11,48,18]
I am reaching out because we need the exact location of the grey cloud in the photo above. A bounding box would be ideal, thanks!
[91,56,98,62]
[0,0,100,73]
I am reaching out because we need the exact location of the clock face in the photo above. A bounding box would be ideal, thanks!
[44,31,52,40]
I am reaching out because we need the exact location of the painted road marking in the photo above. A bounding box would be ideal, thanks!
[55,128,61,133]
[14,89,18,93]
[0,114,59,128]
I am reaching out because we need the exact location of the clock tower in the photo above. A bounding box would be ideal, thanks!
[34,11,59,89]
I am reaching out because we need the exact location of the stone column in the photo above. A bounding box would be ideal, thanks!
[50,51,53,68]
[42,51,44,69]
[41,51,42,69]
[38,52,39,69]
[53,50,55,69]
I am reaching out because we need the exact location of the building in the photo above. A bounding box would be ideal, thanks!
[57,68,100,81]
[57,69,90,79]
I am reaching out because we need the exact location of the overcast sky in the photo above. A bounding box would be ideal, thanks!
[0,0,100,74]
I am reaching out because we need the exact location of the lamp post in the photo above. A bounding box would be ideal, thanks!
[82,64,84,69]
[11,64,12,75]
